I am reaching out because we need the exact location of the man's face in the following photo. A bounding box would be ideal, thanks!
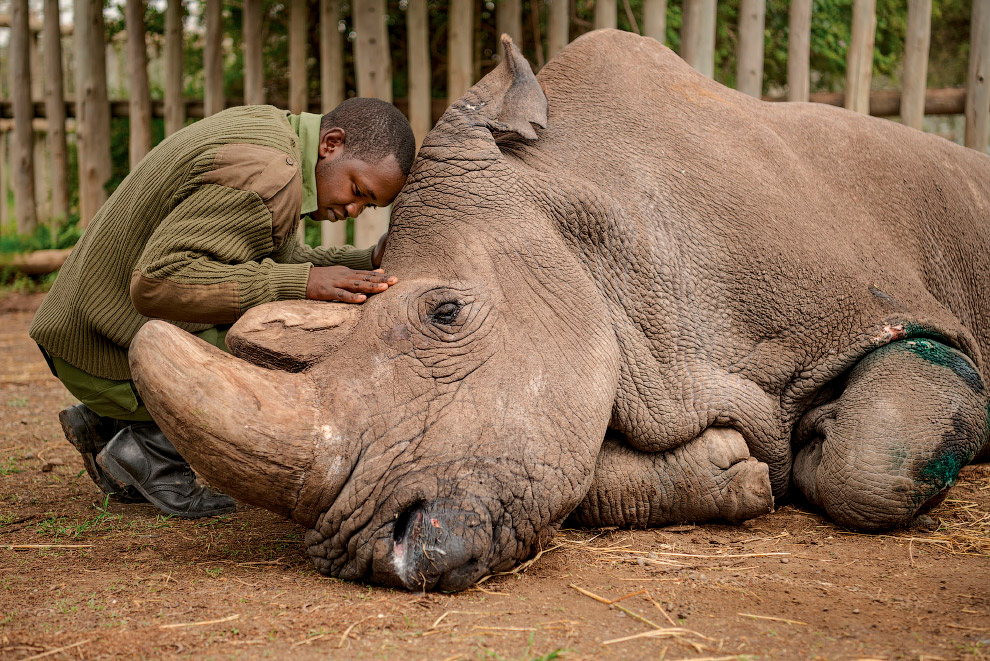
[314,129,407,223]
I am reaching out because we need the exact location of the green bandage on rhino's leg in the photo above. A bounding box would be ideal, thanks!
[570,427,774,527]
[792,339,988,530]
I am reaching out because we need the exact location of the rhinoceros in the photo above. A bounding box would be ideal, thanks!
[129,29,990,591]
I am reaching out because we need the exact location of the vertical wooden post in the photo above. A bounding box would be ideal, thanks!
[737,0,765,97]
[74,0,113,227]
[127,0,152,166]
[30,16,52,226]
[901,0,931,130]
[642,0,666,44]
[680,0,716,78]
[407,0,431,148]
[353,0,393,102]
[787,0,811,101]
[448,0,474,104]
[320,0,346,112]
[845,0,876,114]
[291,0,309,246]
[0,131,7,231]
[11,0,38,235]
[530,0,545,68]
[498,0,523,45]
[290,0,308,114]
[204,0,224,116]
[44,0,69,224]
[594,0,616,30]
[165,0,185,135]
[353,0,394,248]
[243,0,265,105]
[547,0,569,57]
[320,0,347,248]
[0,45,6,233]
[966,0,990,151]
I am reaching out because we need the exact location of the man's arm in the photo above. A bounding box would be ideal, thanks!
[286,239,376,270]
[129,185,312,324]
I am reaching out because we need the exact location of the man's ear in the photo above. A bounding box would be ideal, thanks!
[318,127,345,159]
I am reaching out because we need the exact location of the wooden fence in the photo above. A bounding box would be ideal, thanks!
[1,0,989,252]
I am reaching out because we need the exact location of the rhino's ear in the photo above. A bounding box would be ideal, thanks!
[490,34,548,140]
[451,34,548,142]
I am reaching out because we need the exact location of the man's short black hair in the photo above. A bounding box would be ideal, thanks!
[321,98,417,175]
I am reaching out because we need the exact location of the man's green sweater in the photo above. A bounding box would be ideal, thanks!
[30,105,373,381]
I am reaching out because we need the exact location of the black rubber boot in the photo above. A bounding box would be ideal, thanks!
[96,423,236,518]
[58,404,145,502]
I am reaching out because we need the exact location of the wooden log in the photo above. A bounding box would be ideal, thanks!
[204,0,224,116]
[353,0,394,250]
[845,0,876,114]
[74,0,112,227]
[737,0,765,98]
[164,0,184,135]
[126,0,152,166]
[787,0,811,102]
[243,0,265,105]
[966,0,990,151]
[11,0,38,235]
[1,248,72,274]
[447,0,474,104]
[901,0,931,130]
[498,0,523,46]
[681,0,716,78]
[594,0,616,30]
[407,0,431,148]
[547,0,569,57]
[289,0,308,114]
[642,0,666,44]
[43,0,69,222]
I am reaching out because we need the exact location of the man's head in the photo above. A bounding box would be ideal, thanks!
[315,98,417,222]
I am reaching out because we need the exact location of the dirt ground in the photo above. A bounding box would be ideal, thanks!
[2,291,989,661]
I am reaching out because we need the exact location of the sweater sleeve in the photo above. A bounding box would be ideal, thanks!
[129,184,311,324]
[285,233,376,270]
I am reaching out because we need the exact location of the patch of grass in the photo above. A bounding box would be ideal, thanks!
[530,650,570,661]
[0,457,21,476]
[35,497,123,541]
[5,396,29,408]
[0,611,16,626]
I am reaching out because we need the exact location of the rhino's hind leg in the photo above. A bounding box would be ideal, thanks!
[570,427,774,527]
[793,339,988,531]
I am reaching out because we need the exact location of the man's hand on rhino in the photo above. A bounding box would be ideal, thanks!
[306,266,397,304]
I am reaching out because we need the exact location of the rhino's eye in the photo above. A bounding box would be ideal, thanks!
[431,301,462,325]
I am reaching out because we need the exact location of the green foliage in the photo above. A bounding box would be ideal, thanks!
[0,214,82,254]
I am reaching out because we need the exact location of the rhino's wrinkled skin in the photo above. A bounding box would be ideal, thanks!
[131,30,990,592]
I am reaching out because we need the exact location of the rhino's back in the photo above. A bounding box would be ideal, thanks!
[538,30,990,381]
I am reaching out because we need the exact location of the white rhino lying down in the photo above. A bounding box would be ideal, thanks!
[130,30,990,592]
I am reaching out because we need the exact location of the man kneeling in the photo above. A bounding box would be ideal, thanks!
[30,98,415,517]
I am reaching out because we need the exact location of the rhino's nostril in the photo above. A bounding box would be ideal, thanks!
[386,498,492,591]
[392,500,426,545]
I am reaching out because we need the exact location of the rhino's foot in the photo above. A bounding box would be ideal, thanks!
[793,339,987,531]
[570,427,773,528]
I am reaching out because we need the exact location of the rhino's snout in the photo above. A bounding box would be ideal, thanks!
[389,498,493,592]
